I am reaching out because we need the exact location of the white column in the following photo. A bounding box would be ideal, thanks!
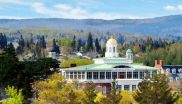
[92,72,93,80]
[117,71,118,79]
[150,71,152,78]
[144,72,146,79]
[105,71,106,80]
[115,46,116,53]
[85,72,87,80]
[132,71,133,79]
[138,71,140,79]
[98,71,100,79]
[122,85,124,90]
[130,85,132,91]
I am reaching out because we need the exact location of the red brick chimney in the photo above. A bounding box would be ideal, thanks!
[155,60,163,68]
[69,63,77,68]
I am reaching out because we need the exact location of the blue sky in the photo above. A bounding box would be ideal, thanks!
[0,0,182,20]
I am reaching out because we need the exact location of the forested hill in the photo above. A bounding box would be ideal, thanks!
[1,15,182,36]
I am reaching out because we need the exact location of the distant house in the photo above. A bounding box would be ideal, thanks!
[68,53,78,58]
[155,60,182,81]
[77,52,87,57]
[12,41,19,49]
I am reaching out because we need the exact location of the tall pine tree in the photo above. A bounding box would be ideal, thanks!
[77,38,82,52]
[87,32,93,52]
[95,38,101,52]
[133,70,179,104]
[71,35,76,52]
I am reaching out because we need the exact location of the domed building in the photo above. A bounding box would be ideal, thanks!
[61,36,158,94]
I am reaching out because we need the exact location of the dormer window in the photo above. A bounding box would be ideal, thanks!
[178,69,182,73]
[172,68,176,74]
[166,68,170,73]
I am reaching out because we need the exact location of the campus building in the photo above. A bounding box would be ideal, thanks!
[60,36,158,94]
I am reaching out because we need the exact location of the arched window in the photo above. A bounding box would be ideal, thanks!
[172,68,176,74]
[113,47,115,52]
[166,68,170,73]
[178,68,182,73]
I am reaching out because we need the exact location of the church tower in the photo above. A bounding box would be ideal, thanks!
[105,36,118,57]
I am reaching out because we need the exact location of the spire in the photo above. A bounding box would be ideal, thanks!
[111,36,113,39]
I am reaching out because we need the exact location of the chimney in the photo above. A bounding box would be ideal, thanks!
[160,60,163,66]
[69,63,77,68]
[155,60,163,68]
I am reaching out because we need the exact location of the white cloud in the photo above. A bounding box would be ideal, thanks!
[0,0,142,20]
[164,5,178,11]
[0,15,27,19]
[55,4,72,10]
[178,5,182,10]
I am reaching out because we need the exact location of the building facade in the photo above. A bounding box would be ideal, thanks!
[155,60,182,81]
[60,36,158,94]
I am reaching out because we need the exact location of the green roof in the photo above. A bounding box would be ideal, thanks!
[93,57,128,60]
[63,63,157,71]
[126,49,133,54]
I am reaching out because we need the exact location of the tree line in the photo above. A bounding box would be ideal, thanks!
[0,47,59,103]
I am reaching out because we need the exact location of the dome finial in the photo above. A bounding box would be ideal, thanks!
[111,36,113,39]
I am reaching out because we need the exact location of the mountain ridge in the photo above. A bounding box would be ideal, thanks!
[1,14,182,36]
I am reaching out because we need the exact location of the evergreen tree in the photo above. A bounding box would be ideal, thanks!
[87,32,93,52]
[40,35,46,49]
[30,33,34,44]
[71,35,76,52]
[95,38,101,53]
[77,38,82,52]
[52,39,60,54]
[133,70,179,104]
[0,33,7,49]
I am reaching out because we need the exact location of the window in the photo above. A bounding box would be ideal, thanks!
[118,72,126,79]
[127,72,132,79]
[87,72,92,79]
[166,68,170,73]
[178,69,182,73]
[112,72,117,79]
[74,72,77,79]
[176,77,180,81]
[147,72,150,78]
[113,47,115,52]
[106,72,111,79]
[82,72,85,80]
[109,47,111,52]
[133,72,138,79]
[132,85,136,91]
[140,72,144,79]
[113,65,131,68]
[70,72,73,79]
[66,72,69,79]
[100,72,105,79]
[172,68,176,74]
[124,85,130,91]
[117,85,122,91]
[93,72,98,79]
[78,72,81,79]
